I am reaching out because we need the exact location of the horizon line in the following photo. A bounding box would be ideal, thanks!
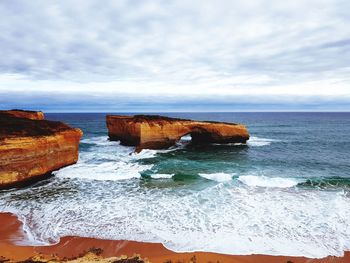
[40,110,350,113]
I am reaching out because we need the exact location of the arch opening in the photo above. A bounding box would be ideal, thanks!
[179,134,192,143]
[177,127,215,146]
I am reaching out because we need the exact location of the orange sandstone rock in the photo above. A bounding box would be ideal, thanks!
[1,109,45,120]
[106,115,249,150]
[0,110,83,189]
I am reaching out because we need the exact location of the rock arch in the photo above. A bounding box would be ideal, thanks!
[106,115,250,151]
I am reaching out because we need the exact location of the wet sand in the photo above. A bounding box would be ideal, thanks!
[0,212,349,263]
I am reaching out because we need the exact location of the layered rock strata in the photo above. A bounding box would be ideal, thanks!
[0,109,44,120]
[0,110,83,189]
[106,115,249,150]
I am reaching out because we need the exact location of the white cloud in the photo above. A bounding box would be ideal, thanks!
[0,0,349,110]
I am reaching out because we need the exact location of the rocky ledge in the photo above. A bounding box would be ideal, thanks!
[106,115,249,150]
[2,109,45,120]
[0,110,83,189]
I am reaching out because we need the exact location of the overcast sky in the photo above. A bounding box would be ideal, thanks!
[0,0,349,112]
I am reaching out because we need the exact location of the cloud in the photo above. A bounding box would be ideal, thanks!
[0,0,349,111]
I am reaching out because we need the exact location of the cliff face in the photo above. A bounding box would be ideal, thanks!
[106,115,250,150]
[0,110,83,189]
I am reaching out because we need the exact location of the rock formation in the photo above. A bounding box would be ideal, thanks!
[0,110,83,189]
[1,109,44,120]
[106,115,249,150]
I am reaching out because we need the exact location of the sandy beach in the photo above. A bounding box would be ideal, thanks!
[0,212,349,263]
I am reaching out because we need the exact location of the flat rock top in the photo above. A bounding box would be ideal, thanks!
[0,109,44,120]
[0,112,74,140]
[107,114,239,125]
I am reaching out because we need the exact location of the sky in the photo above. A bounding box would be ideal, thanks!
[0,0,349,112]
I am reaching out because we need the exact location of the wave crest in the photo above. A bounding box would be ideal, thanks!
[150,174,174,179]
[247,136,281,147]
[56,136,153,181]
[198,173,233,182]
[238,175,300,188]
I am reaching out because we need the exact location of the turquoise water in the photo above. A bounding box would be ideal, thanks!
[1,112,350,258]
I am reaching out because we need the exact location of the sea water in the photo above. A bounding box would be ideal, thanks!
[1,112,350,258]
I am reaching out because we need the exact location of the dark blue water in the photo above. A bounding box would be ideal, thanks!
[1,112,350,257]
[47,112,350,183]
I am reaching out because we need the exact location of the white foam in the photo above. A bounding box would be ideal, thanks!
[198,173,233,182]
[2,135,350,258]
[132,144,186,160]
[0,207,46,246]
[212,142,245,146]
[238,175,300,188]
[1,184,349,258]
[132,149,158,159]
[150,174,174,179]
[56,135,185,181]
[55,136,153,181]
[247,136,280,147]
[54,162,152,181]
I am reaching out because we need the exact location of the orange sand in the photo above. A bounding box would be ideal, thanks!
[0,212,349,262]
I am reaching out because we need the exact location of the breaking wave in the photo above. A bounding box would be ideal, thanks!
[55,136,154,181]
[2,133,350,258]
[247,136,281,147]
[55,136,189,181]
[198,172,233,182]
[1,181,349,258]
[150,173,175,179]
[238,175,300,188]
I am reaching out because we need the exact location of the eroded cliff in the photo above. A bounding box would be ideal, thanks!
[0,110,83,189]
[106,115,249,150]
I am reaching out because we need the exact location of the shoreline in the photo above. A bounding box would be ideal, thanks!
[1,212,349,263]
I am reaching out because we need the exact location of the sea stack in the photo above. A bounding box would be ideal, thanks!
[106,115,250,150]
[0,110,83,189]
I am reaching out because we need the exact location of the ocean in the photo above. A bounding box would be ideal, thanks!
[1,112,350,258]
